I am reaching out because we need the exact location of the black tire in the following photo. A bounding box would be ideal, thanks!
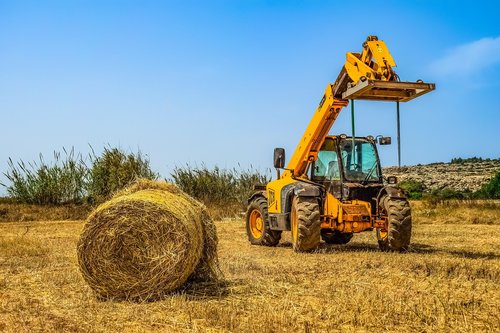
[377,196,412,251]
[321,230,353,245]
[291,196,321,252]
[246,196,281,246]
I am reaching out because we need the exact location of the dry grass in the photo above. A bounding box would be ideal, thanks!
[413,199,500,225]
[0,203,90,222]
[0,201,499,332]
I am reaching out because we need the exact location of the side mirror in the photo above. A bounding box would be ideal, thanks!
[378,136,392,145]
[273,148,285,169]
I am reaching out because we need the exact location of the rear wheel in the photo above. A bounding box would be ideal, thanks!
[321,230,353,245]
[291,196,321,252]
[377,196,412,251]
[246,196,281,246]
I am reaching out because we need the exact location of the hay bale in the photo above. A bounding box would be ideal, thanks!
[77,180,221,301]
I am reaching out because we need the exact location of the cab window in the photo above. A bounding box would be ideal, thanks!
[339,140,380,182]
[312,138,340,181]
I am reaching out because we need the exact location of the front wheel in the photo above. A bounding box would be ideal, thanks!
[291,196,321,252]
[377,196,412,251]
[246,196,281,246]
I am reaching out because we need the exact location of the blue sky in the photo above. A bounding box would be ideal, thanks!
[1,0,499,188]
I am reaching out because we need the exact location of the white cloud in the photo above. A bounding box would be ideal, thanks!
[430,37,500,77]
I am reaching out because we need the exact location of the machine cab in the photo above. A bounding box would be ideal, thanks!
[311,136,383,200]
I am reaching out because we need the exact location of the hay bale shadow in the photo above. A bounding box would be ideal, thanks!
[180,280,232,300]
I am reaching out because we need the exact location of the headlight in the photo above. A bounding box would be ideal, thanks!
[387,176,397,185]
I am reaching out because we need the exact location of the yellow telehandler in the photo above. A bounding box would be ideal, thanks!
[246,36,435,252]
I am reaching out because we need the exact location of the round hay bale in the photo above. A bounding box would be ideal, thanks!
[77,180,220,301]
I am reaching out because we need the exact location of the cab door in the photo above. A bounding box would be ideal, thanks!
[311,138,342,198]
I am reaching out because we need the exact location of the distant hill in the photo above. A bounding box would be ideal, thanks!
[383,158,500,192]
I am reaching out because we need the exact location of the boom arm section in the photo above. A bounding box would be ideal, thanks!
[283,85,348,178]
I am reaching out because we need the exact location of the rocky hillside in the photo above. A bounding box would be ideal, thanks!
[383,159,500,192]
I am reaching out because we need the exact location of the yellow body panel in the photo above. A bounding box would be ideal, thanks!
[266,176,297,214]
[345,52,376,83]
[345,38,396,83]
[323,194,374,233]
[324,192,340,222]
[365,40,396,67]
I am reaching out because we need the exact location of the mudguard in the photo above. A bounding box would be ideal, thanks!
[376,185,408,215]
[293,183,321,197]
[248,190,267,204]
[379,185,408,200]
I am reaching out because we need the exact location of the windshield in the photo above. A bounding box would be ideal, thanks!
[312,138,340,181]
[339,139,380,182]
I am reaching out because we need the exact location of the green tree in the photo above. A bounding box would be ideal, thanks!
[475,172,500,199]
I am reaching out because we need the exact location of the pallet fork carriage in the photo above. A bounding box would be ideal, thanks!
[343,80,435,102]
[246,36,435,252]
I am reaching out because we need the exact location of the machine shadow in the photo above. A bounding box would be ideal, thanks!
[278,241,499,259]
[277,241,380,253]
[410,242,500,260]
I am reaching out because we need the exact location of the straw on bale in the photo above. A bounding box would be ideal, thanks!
[77,179,221,301]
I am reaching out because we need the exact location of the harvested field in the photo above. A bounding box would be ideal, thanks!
[0,201,499,332]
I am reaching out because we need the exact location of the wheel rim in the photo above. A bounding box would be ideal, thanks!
[378,203,389,242]
[378,229,388,241]
[249,209,264,239]
[291,205,298,243]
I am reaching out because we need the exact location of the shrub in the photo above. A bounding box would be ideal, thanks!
[234,166,271,205]
[1,148,88,205]
[87,147,158,203]
[398,179,426,199]
[423,188,472,207]
[2,147,159,205]
[170,164,270,208]
[475,172,500,199]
